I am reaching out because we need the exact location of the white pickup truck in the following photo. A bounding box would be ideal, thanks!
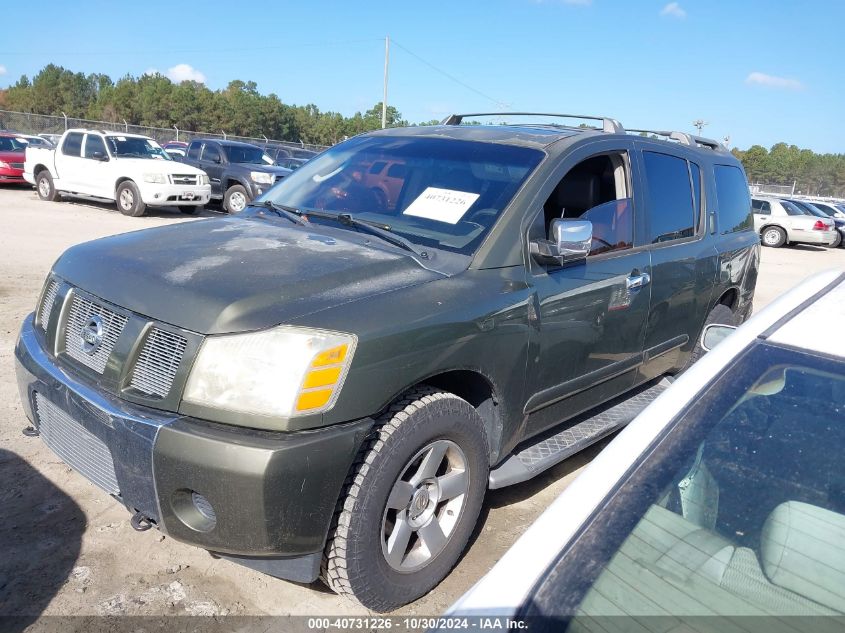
[24,129,211,217]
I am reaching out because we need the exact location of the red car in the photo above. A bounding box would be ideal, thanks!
[0,134,27,184]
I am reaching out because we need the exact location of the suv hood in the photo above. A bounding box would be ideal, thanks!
[115,158,206,175]
[52,217,442,334]
[238,163,292,176]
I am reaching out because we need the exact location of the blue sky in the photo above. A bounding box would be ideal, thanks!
[1,0,843,152]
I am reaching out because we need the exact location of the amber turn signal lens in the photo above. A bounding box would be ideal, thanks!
[295,388,333,412]
[311,344,348,367]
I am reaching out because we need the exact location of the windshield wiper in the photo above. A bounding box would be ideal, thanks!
[250,200,308,225]
[303,210,426,258]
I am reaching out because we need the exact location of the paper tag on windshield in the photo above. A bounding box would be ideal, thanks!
[403,187,480,224]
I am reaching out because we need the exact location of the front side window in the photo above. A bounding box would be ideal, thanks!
[61,132,83,157]
[201,143,221,163]
[528,343,845,620]
[83,134,107,159]
[642,151,695,243]
[714,164,753,233]
[263,135,543,256]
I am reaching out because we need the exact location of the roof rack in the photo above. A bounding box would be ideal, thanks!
[627,128,726,152]
[441,112,625,134]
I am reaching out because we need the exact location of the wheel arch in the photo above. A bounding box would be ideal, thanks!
[114,176,135,197]
[401,369,504,464]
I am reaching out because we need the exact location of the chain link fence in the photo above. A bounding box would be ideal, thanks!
[749,182,796,196]
[0,109,328,153]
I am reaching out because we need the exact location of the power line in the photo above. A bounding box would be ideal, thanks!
[390,39,511,110]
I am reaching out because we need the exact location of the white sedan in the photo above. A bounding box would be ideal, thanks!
[448,269,845,626]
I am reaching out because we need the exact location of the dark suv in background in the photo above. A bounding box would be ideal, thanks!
[16,113,758,612]
[181,138,292,212]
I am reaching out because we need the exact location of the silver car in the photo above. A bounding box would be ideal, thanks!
[752,195,837,247]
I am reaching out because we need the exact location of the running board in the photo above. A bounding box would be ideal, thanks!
[488,377,673,489]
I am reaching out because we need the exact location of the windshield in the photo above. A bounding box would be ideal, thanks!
[541,342,845,621]
[261,135,544,256]
[106,136,171,160]
[790,200,828,217]
[781,199,808,216]
[224,144,273,165]
[0,137,27,152]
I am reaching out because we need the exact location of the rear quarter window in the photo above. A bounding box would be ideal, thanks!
[714,165,753,233]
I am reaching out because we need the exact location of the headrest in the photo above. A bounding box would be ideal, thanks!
[761,501,845,612]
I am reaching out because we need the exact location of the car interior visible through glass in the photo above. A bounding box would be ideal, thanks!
[561,345,845,622]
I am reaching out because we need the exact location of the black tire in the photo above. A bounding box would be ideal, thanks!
[36,170,60,202]
[115,181,146,217]
[687,303,739,367]
[322,386,489,612]
[223,184,249,214]
[830,232,843,248]
[760,226,786,248]
[177,205,202,215]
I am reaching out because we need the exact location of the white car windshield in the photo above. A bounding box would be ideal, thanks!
[539,341,845,621]
[106,136,171,160]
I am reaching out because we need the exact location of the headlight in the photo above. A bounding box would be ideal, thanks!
[182,326,356,422]
[198,174,210,186]
[143,173,168,184]
[250,171,274,184]
[0,161,9,169]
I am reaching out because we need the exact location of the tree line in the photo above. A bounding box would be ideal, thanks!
[2,65,843,195]
[0,64,439,146]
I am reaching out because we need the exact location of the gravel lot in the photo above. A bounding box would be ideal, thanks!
[1,185,843,620]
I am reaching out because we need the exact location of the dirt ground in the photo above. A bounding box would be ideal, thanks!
[1,185,843,621]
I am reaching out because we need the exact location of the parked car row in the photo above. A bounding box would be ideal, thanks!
[10,128,318,217]
[752,195,845,248]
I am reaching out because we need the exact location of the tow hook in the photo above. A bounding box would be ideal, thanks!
[130,511,154,532]
[22,425,40,437]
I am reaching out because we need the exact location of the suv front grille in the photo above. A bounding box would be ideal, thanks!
[35,393,120,495]
[37,279,59,330]
[129,328,188,398]
[64,295,128,373]
[171,174,198,185]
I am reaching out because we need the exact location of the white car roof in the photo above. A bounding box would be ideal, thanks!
[448,269,845,618]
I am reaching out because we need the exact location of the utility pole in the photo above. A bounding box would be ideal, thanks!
[382,36,390,129]
[693,119,708,134]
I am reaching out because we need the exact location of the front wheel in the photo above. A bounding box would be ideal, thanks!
[116,181,146,217]
[223,184,249,213]
[322,387,489,612]
[761,226,786,248]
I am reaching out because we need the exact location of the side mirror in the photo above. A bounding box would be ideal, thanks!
[92,151,108,161]
[530,219,592,267]
[213,156,222,164]
[700,323,736,352]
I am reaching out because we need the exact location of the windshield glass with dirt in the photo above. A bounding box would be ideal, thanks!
[261,135,543,256]
[106,136,171,160]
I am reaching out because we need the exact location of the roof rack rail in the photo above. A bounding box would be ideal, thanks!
[441,112,625,134]
[627,128,726,151]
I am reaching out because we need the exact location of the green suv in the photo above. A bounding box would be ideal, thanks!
[15,113,759,611]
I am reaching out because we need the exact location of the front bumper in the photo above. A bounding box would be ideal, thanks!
[0,167,26,183]
[138,182,212,206]
[15,314,371,582]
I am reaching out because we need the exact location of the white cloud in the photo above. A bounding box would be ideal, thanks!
[745,71,804,91]
[0,64,7,76]
[660,2,686,18]
[165,63,206,84]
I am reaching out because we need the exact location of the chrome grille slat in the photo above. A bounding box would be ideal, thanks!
[171,174,198,185]
[38,279,59,330]
[129,328,188,398]
[35,393,119,495]
[64,295,128,373]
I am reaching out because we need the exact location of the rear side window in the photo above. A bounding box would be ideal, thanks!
[187,142,201,160]
[714,165,753,233]
[782,200,806,216]
[642,151,695,243]
[61,133,83,157]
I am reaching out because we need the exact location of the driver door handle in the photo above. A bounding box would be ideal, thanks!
[626,272,651,290]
